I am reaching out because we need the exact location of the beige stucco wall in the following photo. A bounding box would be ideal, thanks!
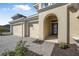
[39,4,68,43]
[12,22,25,37]
[70,10,79,44]
[44,17,50,39]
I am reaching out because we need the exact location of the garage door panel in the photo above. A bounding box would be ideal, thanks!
[13,24,23,37]
[29,22,39,39]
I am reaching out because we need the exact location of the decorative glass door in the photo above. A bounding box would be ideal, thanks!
[51,23,58,36]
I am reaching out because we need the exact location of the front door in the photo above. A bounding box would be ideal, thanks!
[51,23,58,36]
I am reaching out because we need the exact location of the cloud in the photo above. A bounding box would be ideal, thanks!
[1,4,31,11]
[12,5,31,11]
[1,8,11,11]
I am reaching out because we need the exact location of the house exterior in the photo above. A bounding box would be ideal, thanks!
[10,3,79,44]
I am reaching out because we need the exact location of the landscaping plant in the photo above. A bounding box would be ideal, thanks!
[1,50,15,56]
[15,40,27,56]
[0,27,6,40]
[0,27,5,36]
[59,42,69,49]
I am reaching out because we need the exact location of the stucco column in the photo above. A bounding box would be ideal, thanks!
[24,21,27,37]
[39,15,44,40]
[26,22,29,37]
[24,21,29,37]
[67,4,79,44]
[10,24,13,35]
[39,4,42,10]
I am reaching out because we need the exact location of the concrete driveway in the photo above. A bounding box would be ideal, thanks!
[0,36,55,56]
[0,36,24,53]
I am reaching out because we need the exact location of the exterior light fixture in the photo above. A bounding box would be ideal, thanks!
[68,3,79,12]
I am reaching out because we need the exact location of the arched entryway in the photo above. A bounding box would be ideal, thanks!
[44,14,58,40]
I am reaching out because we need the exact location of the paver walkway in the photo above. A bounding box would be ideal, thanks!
[0,36,55,56]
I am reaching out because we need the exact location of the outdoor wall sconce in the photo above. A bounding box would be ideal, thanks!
[77,16,79,19]
[68,3,79,13]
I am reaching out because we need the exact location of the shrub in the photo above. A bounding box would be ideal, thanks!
[59,42,69,49]
[1,51,8,56]
[1,51,15,56]
[8,51,15,56]
[0,27,5,36]
[15,40,27,56]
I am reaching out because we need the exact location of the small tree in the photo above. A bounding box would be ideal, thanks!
[0,27,5,35]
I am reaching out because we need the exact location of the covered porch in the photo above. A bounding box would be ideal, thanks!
[43,13,58,43]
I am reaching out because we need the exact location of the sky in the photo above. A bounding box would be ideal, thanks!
[0,3,37,25]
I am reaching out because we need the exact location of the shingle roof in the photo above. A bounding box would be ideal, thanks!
[11,13,26,20]
[9,14,38,24]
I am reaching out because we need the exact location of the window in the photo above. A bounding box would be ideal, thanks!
[42,3,48,8]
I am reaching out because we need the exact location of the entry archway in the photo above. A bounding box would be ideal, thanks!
[44,14,58,39]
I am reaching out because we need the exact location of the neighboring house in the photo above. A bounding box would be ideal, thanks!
[0,24,10,32]
[10,3,79,44]
[3,24,10,32]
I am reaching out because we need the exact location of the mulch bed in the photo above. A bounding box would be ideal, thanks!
[51,44,79,56]
[33,39,44,44]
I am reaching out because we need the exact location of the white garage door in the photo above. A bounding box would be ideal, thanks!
[29,22,39,39]
[13,24,24,37]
